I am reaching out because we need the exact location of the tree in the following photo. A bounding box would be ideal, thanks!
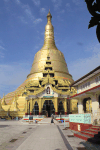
[85,0,100,42]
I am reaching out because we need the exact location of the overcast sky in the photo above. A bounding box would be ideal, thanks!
[0,0,100,98]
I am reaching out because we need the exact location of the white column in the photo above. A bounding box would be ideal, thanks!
[92,96,99,116]
[78,99,84,114]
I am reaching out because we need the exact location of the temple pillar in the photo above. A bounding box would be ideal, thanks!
[64,98,67,114]
[70,99,72,113]
[39,98,42,115]
[91,95,99,116]
[30,99,33,115]
[25,100,28,115]
[54,97,58,115]
[78,99,84,114]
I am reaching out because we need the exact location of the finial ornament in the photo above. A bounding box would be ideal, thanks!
[47,9,52,22]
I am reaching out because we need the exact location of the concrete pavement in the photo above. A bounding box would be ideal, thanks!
[0,118,100,150]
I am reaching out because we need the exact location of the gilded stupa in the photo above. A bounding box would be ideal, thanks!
[0,10,77,118]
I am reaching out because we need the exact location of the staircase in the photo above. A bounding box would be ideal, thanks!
[74,125,100,144]
[39,117,51,124]
[38,117,58,124]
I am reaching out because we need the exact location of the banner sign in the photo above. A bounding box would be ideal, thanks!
[43,96,54,98]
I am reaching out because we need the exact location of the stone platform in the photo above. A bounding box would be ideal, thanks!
[0,119,100,150]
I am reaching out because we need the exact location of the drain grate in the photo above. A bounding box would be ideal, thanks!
[29,128,32,129]
[22,132,26,134]
[6,146,14,148]
[67,135,74,137]
[63,127,69,130]
[9,139,18,142]
[77,147,87,150]
[0,125,9,128]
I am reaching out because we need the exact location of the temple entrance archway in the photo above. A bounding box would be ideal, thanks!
[42,100,55,117]
[33,101,39,115]
[83,97,92,113]
[58,101,64,115]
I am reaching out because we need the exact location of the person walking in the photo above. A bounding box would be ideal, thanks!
[50,113,55,125]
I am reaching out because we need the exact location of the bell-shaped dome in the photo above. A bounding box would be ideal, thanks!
[27,10,73,83]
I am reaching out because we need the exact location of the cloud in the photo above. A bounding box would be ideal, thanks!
[0,46,5,50]
[0,63,30,85]
[40,8,46,15]
[4,0,9,2]
[0,44,6,58]
[24,5,35,21]
[65,3,74,13]
[32,0,40,6]
[0,62,30,97]
[15,0,21,4]
[34,18,42,24]
[92,43,100,53]
[18,16,28,24]
[66,3,70,7]
[69,43,100,81]
[59,9,65,14]
[0,52,4,58]
[72,0,80,6]
[72,0,85,11]
[52,0,62,10]
[15,1,35,23]
[66,3,73,13]
[0,40,4,45]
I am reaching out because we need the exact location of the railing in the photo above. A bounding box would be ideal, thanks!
[69,113,91,124]
[69,111,100,125]
[23,115,45,118]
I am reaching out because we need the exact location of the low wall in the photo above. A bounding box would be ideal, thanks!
[69,122,92,131]
[23,115,44,121]
[69,113,92,131]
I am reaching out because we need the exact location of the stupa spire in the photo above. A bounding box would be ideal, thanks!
[41,10,58,50]
[47,9,52,24]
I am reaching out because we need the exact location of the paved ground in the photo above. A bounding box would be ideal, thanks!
[0,118,99,150]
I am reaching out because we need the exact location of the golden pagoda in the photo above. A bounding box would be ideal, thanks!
[0,10,77,118]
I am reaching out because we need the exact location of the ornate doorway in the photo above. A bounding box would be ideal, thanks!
[42,100,55,117]
[58,101,64,115]
[33,101,39,115]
